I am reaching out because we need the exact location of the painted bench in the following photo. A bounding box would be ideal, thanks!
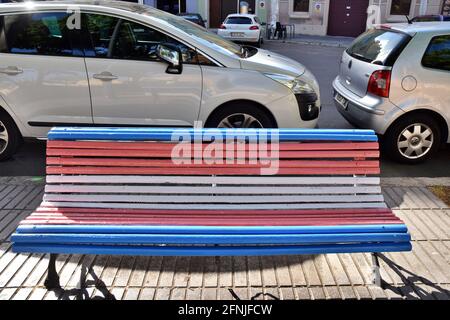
[12,127,411,290]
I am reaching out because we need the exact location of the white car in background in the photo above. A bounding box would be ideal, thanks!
[217,14,264,47]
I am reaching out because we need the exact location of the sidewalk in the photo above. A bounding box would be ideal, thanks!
[266,34,355,48]
[0,176,449,300]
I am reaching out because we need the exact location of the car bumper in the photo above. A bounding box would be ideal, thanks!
[266,93,320,128]
[217,30,260,43]
[332,77,404,135]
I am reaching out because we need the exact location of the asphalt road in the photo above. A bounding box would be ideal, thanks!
[0,42,448,177]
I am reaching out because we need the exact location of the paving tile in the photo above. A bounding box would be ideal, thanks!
[367,285,387,299]
[188,257,204,287]
[247,256,262,286]
[294,287,310,300]
[139,288,155,300]
[203,256,219,287]
[248,287,264,300]
[324,286,341,300]
[0,288,16,300]
[114,256,135,287]
[0,252,30,287]
[308,286,325,300]
[173,256,190,287]
[28,288,48,300]
[260,256,277,286]
[325,254,350,286]
[170,287,186,300]
[338,254,365,285]
[279,287,295,300]
[8,253,43,287]
[185,287,202,300]
[11,288,32,300]
[129,256,150,287]
[123,288,140,300]
[144,256,163,287]
[154,288,172,300]
[354,286,372,300]
[111,287,125,300]
[287,255,307,286]
[158,256,176,287]
[299,255,321,286]
[262,287,279,300]
[201,287,217,300]
[233,256,247,287]
[100,255,122,287]
[313,255,335,286]
[273,256,292,287]
[218,256,232,287]
[232,287,249,300]
[339,286,357,300]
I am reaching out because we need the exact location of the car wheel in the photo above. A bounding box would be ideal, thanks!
[206,104,276,128]
[383,114,441,164]
[256,37,262,48]
[0,110,21,161]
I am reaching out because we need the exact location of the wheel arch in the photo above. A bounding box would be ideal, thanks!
[385,109,448,144]
[204,99,278,128]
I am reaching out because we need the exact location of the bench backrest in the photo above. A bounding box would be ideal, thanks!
[43,128,385,211]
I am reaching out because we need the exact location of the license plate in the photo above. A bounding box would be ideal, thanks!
[334,92,349,109]
[231,32,245,37]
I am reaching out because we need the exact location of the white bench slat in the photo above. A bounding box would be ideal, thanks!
[41,201,387,210]
[43,194,385,204]
[44,185,382,195]
[46,175,381,185]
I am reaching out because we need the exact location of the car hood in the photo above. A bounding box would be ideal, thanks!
[239,48,306,77]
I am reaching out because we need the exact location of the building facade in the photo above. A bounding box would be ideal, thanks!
[143,0,448,37]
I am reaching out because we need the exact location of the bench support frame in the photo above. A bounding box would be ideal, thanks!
[371,253,382,287]
[44,254,61,290]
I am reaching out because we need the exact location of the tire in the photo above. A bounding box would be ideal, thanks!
[205,103,276,129]
[382,113,441,164]
[255,38,261,48]
[0,110,21,161]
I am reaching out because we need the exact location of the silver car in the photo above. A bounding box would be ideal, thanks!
[0,0,321,160]
[333,22,450,163]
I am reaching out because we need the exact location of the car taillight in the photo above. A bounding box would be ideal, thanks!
[249,25,259,30]
[220,24,226,29]
[367,70,391,98]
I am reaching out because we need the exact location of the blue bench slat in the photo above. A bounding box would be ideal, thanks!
[15,224,409,235]
[11,232,411,245]
[47,127,378,142]
[12,242,412,256]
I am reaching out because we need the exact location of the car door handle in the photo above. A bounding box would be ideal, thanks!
[93,71,118,81]
[0,66,23,75]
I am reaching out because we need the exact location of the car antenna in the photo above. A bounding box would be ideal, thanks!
[405,15,413,24]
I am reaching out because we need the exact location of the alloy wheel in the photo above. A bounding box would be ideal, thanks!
[397,123,434,159]
[218,113,263,128]
[0,120,8,154]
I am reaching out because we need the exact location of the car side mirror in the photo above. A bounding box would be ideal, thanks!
[156,43,183,74]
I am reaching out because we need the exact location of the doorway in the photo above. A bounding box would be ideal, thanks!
[327,0,369,37]
[157,0,186,14]
[209,0,256,28]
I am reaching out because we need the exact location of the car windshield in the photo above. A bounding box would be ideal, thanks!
[225,17,253,24]
[346,28,411,66]
[142,8,245,58]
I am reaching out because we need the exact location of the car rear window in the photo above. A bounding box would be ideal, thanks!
[225,17,253,24]
[346,28,411,66]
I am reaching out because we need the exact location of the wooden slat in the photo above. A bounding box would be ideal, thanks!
[47,140,380,151]
[42,194,385,204]
[46,148,379,159]
[46,175,381,185]
[40,201,388,210]
[46,157,379,168]
[46,166,381,175]
[44,185,382,195]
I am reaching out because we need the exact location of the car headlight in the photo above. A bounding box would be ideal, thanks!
[264,73,315,95]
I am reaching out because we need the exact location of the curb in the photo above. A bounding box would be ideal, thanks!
[265,39,351,48]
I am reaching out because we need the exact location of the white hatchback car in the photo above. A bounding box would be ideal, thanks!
[217,14,264,47]
[0,1,321,160]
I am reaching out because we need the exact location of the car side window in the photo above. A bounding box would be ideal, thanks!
[83,13,198,64]
[422,35,450,72]
[0,12,82,56]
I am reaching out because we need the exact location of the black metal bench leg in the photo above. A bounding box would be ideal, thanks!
[44,254,61,290]
[371,253,382,287]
